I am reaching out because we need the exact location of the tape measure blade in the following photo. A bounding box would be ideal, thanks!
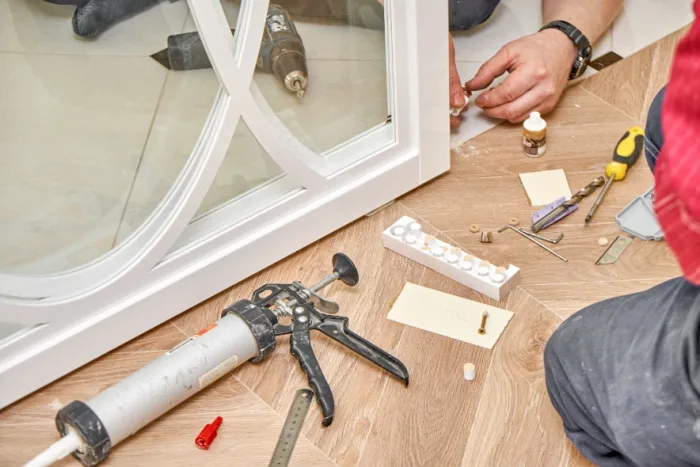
[269,389,314,467]
[596,237,633,265]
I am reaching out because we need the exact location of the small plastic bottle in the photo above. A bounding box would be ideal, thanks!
[522,112,547,157]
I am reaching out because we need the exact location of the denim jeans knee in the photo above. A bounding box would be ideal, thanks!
[645,87,665,174]
[449,0,501,31]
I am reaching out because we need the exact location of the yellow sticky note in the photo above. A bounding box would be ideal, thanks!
[519,169,572,206]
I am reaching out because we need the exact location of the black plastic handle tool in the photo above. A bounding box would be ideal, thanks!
[242,253,409,426]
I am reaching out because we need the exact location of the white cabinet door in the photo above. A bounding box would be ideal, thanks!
[0,0,448,408]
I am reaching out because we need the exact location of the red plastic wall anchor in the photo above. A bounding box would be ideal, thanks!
[195,416,223,450]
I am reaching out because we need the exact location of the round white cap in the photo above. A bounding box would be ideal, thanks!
[431,246,445,257]
[490,272,505,284]
[524,111,547,131]
[463,363,476,381]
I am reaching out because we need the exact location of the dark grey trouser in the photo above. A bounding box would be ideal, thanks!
[345,0,501,31]
[545,87,700,466]
[644,87,666,172]
[449,0,501,31]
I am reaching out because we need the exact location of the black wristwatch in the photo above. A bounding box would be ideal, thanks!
[539,20,592,80]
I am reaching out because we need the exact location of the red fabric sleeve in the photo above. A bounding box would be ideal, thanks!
[654,2,700,284]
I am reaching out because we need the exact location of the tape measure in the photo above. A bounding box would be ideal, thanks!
[269,389,314,467]
[596,236,633,265]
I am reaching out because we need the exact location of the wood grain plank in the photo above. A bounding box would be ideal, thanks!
[461,289,587,467]
[117,321,187,353]
[581,26,690,122]
[401,157,678,287]
[404,85,655,248]
[449,86,641,177]
[522,278,668,321]
[358,265,510,467]
[403,166,655,234]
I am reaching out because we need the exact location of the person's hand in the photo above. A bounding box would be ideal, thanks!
[466,29,577,123]
[449,33,470,130]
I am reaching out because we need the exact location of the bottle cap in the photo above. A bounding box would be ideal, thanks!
[524,112,547,132]
[463,363,476,381]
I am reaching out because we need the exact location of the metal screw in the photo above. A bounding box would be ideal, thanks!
[294,307,305,314]
[478,311,488,335]
[297,315,308,323]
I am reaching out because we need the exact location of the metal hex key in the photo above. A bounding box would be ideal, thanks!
[498,225,568,262]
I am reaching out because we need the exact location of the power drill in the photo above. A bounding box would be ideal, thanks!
[151,5,308,98]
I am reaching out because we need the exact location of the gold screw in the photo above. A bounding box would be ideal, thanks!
[477,311,488,335]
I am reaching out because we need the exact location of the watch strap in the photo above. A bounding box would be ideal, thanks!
[540,20,593,80]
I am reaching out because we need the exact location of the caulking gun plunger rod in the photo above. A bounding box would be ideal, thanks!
[25,257,354,467]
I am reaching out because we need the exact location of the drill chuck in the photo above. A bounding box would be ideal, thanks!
[283,70,308,98]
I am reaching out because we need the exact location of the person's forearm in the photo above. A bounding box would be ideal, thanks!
[542,0,622,45]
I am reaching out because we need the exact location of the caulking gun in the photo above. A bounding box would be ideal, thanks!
[24,253,409,467]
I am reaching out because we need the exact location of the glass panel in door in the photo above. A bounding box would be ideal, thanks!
[0,1,212,275]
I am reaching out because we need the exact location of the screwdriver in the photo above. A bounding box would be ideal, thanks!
[585,127,645,224]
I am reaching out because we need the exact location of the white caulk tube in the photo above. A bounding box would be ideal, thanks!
[86,313,257,445]
[28,310,264,467]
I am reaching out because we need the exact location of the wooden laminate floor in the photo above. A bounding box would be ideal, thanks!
[0,27,689,467]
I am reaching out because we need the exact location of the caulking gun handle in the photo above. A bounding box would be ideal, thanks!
[289,323,335,426]
[316,316,409,386]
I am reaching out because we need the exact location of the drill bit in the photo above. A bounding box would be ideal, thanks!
[585,176,615,223]
[532,176,605,233]
[150,48,171,69]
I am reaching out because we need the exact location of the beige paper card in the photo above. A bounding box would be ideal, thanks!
[387,283,514,350]
[518,169,572,206]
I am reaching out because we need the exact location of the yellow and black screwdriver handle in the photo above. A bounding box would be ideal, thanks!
[607,126,645,180]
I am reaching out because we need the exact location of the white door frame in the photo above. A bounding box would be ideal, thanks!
[0,0,448,408]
